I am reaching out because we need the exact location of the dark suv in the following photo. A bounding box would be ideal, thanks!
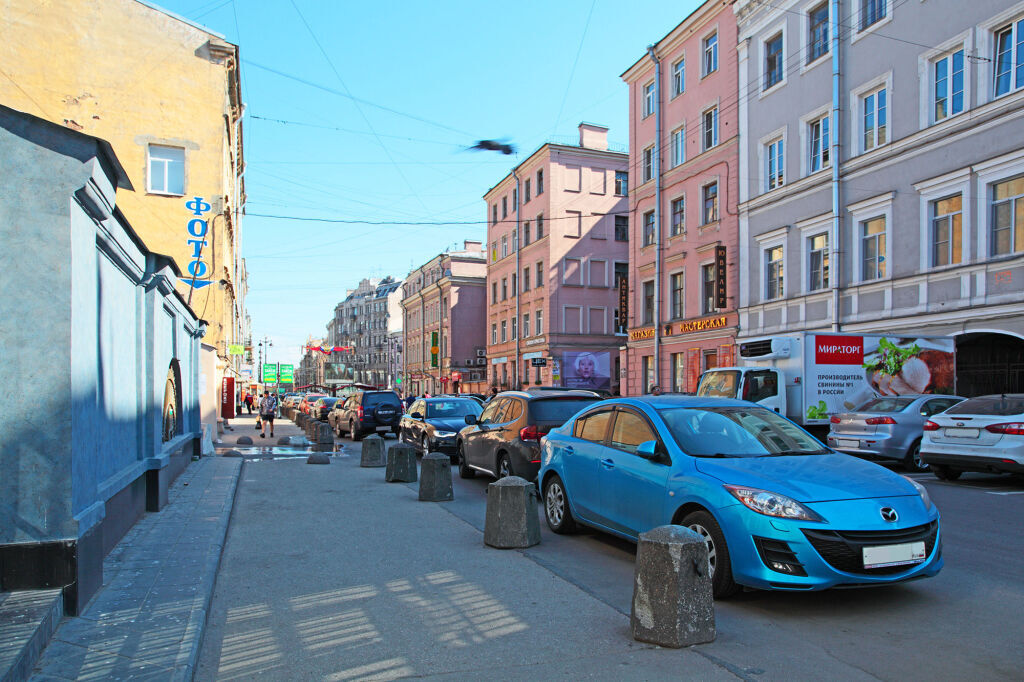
[456,390,601,481]
[329,390,402,440]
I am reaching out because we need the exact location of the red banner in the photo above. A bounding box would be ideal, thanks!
[814,336,864,365]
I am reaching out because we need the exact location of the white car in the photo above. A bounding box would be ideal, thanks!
[921,394,1024,480]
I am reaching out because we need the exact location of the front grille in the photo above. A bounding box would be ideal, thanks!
[802,521,938,575]
[753,536,807,576]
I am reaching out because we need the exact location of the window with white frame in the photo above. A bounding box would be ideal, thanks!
[536,214,544,238]
[491,323,497,345]
[670,196,685,236]
[671,127,686,167]
[993,19,1024,98]
[932,195,963,266]
[524,178,531,202]
[808,233,829,290]
[536,310,544,335]
[642,146,654,182]
[501,235,508,258]
[765,246,784,300]
[537,169,544,194]
[536,261,544,286]
[672,58,685,97]
[523,266,530,291]
[511,316,517,340]
[703,107,718,150]
[934,48,965,121]
[809,114,830,172]
[862,86,887,151]
[501,320,507,342]
[523,221,530,246]
[501,277,507,300]
[643,81,656,117]
[670,272,685,319]
[991,176,1024,256]
[766,137,785,191]
[808,2,829,63]
[702,182,719,224]
[861,217,887,280]
[615,215,629,241]
[147,145,185,195]
[860,0,886,31]
[615,171,628,195]
[642,210,655,246]
[702,262,717,313]
[523,313,530,338]
[502,196,508,219]
[703,32,718,76]
[765,32,784,90]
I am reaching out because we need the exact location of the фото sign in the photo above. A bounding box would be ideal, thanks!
[184,196,214,290]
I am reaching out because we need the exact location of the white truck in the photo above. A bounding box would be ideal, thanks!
[696,332,956,434]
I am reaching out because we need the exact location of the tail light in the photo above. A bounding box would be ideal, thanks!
[519,425,541,441]
[865,417,897,425]
[923,420,940,431]
[829,415,841,424]
[985,422,1024,435]
[357,406,364,419]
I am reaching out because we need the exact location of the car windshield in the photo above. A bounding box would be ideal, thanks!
[659,406,829,457]
[426,400,482,418]
[944,395,1024,416]
[696,371,740,398]
[858,397,915,413]
[530,398,601,423]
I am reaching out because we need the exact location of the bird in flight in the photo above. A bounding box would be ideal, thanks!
[469,139,516,155]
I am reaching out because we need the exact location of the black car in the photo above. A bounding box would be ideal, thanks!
[329,390,402,440]
[457,390,602,481]
[401,397,483,459]
[312,397,339,422]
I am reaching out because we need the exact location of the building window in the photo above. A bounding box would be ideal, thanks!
[934,49,965,121]
[491,241,498,262]
[501,277,508,300]
[809,114,830,172]
[501,197,508,219]
[991,176,1024,256]
[523,313,530,338]
[564,257,582,285]
[643,146,654,182]
[536,261,544,287]
[703,32,718,76]
[524,178,531,202]
[670,273,685,319]
[642,356,655,393]
[512,187,517,206]
[702,182,719,225]
[702,263,717,313]
[643,281,655,324]
[860,0,886,30]
[765,32,784,90]
[932,195,963,266]
[536,214,544,239]
[702,107,718,151]
[501,235,508,258]
[670,197,685,236]
[492,205,498,225]
[147,145,185,195]
[523,267,531,291]
[808,2,829,63]
[642,211,655,246]
[537,169,544,194]
[671,127,685,167]
[766,137,784,191]
[643,81,655,117]
[523,221,530,246]
[501,320,507,342]
[491,323,497,345]
[615,170,628,196]
[511,273,517,296]
[703,349,718,371]
[672,58,685,96]
[994,19,1024,97]
[672,352,686,393]
[809,233,829,291]
[511,316,517,340]
[861,217,887,280]
[589,259,607,287]
[492,282,498,304]
[765,246,784,300]
[615,215,629,241]
[862,87,887,151]
[536,310,544,335]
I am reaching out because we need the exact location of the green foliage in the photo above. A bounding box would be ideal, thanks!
[863,337,921,376]
[806,400,828,420]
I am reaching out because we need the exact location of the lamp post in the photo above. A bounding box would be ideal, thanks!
[256,336,272,388]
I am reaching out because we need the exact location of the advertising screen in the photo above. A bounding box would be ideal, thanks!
[562,351,611,391]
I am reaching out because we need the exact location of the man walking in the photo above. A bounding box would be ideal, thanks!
[259,391,278,438]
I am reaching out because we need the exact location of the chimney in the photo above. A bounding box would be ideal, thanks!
[463,239,483,251]
[578,122,609,150]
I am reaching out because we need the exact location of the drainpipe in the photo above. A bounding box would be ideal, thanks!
[647,45,663,390]
[513,170,521,389]
[830,0,842,332]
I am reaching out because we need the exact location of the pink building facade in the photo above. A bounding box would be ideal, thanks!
[484,124,629,394]
[621,0,740,395]
[402,241,488,397]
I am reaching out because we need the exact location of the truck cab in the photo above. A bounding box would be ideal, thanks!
[697,367,786,415]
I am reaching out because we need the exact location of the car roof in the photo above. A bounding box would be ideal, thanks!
[605,395,759,410]
[494,390,602,400]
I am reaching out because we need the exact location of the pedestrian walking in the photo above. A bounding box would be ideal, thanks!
[648,384,662,396]
[259,391,278,438]
[244,393,254,415]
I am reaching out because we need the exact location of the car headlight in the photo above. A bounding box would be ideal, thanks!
[434,431,456,438]
[903,476,934,510]
[723,485,826,523]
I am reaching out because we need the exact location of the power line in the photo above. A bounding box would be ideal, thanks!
[249,114,465,146]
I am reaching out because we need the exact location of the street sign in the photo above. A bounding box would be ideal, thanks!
[262,364,278,382]
[530,357,547,367]
[228,344,244,355]
[715,245,728,310]
[279,364,294,382]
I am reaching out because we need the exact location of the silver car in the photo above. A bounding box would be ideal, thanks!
[922,394,1024,480]
[827,395,965,471]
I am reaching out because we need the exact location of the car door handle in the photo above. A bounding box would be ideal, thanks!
[600,458,615,469]
[563,446,574,455]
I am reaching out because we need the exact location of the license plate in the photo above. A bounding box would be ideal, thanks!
[944,427,979,438]
[376,426,389,432]
[836,439,859,448]
[863,542,926,569]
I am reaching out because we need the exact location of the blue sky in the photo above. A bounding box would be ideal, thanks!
[157,0,701,365]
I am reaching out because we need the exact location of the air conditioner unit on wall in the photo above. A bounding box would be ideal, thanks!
[476,349,486,357]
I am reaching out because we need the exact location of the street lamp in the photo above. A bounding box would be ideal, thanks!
[257,336,272,386]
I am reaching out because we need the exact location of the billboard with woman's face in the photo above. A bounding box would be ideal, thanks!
[563,351,611,390]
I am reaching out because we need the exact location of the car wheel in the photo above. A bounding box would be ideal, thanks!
[350,421,363,441]
[682,511,740,599]
[335,422,342,438]
[457,443,475,479]
[903,440,928,472]
[497,453,512,479]
[543,475,577,534]
[930,464,962,481]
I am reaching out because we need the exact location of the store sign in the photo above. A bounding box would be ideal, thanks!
[531,357,548,367]
[629,327,655,341]
[715,245,727,309]
[184,197,214,290]
[262,364,278,382]
[618,277,629,325]
[279,364,294,382]
[228,344,244,355]
[431,331,439,368]
[525,337,546,346]
[220,377,235,419]
[676,316,729,334]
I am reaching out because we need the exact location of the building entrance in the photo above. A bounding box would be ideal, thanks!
[955,332,1024,396]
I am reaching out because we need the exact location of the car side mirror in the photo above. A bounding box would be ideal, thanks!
[411,412,423,420]
[464,414,478,425]
[637,440,659,459]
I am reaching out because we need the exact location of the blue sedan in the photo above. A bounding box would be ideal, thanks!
[538,396,942,597]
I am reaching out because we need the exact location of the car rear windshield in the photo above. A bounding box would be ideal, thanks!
[858,397,915,413]
[660,406,828,457]
[529,398,600,423]
[944,395,1024,416]
[363,392,400,407]
[321,398,338,406]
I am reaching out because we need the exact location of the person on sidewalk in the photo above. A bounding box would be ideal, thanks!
[259,391,278,438]
[244,393,254,415]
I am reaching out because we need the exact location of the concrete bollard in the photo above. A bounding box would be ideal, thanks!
[305,418,318,439]
[306,452,331,465]
[295,413,306,428]
[223,450,243,458]
[277,436,292,446]
[236,436,253,445]
[316,422,334,444]
[631,525,715,648]
[484,476,540,549]
[385,443,417,482]
[360,435,386,467]
[419,452,453,501]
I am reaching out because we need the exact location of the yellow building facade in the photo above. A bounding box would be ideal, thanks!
[0,0,248,425]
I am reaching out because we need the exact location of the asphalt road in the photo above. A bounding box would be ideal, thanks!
[198,430,1024,680]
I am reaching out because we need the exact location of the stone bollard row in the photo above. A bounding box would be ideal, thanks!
[419,452,453,501]
[316,422,334,444]
[484,476,540,549]
[360,434,386,467]
[385,443,417,482]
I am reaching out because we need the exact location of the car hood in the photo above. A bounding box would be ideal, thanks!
[693,453,916,503]
[426,417,468,433]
